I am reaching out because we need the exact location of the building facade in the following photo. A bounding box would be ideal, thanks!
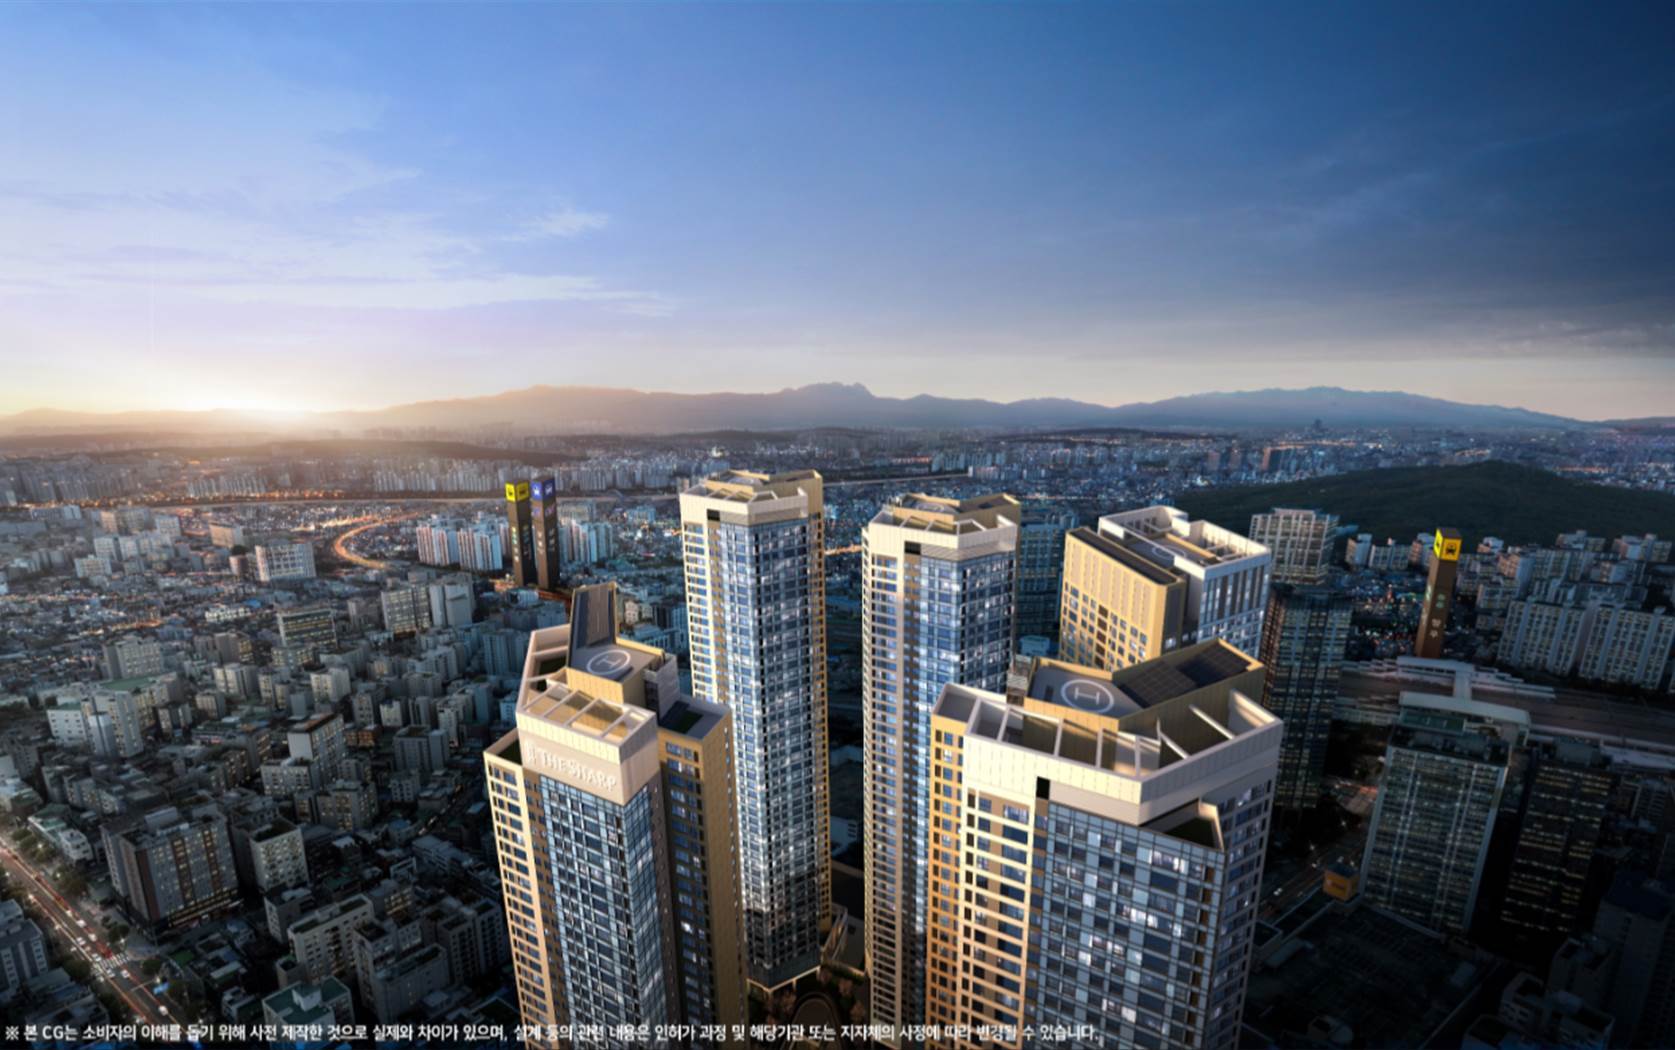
[255,542,317,583]
[1501,738,1613,946]
[104,804,240,928]
[861,493,1019,1037]
[531,476,562,590]
[1256,583,1352,810]
[1016,504,1077,644]
[505,481,536,588]
[1059,505,1271,672]
[484,584,746,1042]
[1414,528,1461,659]
[924,641,1279,1050]
[1248,507,1338,585]
[1359,693,1527,933]
[679,470,830,988]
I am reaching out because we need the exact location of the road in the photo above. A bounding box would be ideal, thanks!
[329,512,420,570]
[1260,825,1368,922]
[0,839,172,1026]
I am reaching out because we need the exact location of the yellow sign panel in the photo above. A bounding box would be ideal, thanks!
[505,482,530,502]
[1433,533,1462,561]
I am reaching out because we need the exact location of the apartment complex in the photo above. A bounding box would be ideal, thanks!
[484,584,746,1042]
[925,640,1279,1050]
[1257,583,1352,810]
[1059,505,1270,672]
[860,493,1019,1037]
[1360,693,1528,933]
[679,469,830,988]
[1499,602,1674,690]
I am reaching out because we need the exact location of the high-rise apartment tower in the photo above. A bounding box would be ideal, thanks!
[861,493,1019,1038]
[483,584,746,1043]
[679,470,830,988]
[1059,505,1271,672]
[925,641,1279,1050]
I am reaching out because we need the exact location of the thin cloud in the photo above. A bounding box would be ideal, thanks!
[517,207,611,239]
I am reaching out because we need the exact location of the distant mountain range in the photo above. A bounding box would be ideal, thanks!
[0,383,1621,437]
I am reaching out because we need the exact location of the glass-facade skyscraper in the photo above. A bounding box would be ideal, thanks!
[1257,581,1352,810]
[1016,503,1076,645]
[860,493,1019,1039]
[680,470,830,989]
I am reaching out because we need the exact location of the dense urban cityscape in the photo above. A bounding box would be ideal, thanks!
[7,1,1675,1048]
[0,411,1672,1048]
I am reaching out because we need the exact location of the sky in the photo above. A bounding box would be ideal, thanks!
[1,2,1672,420]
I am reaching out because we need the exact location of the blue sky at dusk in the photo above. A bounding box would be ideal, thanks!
[1,2,1672,418]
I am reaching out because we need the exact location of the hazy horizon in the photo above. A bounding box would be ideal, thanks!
[3,3,1672,417]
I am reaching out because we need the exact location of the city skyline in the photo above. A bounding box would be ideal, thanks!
[3,3,1673,418]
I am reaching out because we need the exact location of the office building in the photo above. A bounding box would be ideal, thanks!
[381,586,432,637]
[504,480,536,587]
[427,578,474,629]
[1257,583,1352,810]
[1059,505,1271,672]
[1360,693,1527,933]
[484,583,746,1039]
[1414,528,1461,659]
[104,804,240,928]
[924,640,1279,1050]
[1249,507,1339,585]
[1502,739,1613,945]
[1016,504,1076,643]
[530,475,562,589]
[393,726,447,780]
[680,469,830,988]
[255,542,317,583]
[277,606,337,654]
[861,493,1019,1036]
